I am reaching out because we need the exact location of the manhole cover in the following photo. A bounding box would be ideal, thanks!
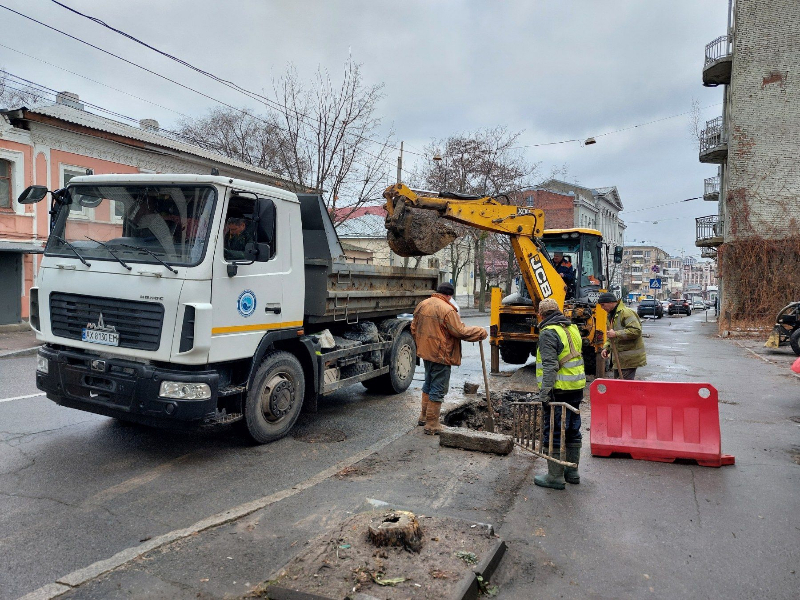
[292,426,347,443]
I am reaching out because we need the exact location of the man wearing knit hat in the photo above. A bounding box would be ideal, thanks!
[411,282,488,434]
[534,297,586,490]
[598,291,646,380]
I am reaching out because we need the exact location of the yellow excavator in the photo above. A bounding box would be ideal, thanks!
[383,183,619,377]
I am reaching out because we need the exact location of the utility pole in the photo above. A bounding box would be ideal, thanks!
[396,141,404,184]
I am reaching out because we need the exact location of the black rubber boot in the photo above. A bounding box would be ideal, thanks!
[564,443,581,484]
[534,459,566,490]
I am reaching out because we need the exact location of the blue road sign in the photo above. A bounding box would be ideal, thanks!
[649,278,662,289]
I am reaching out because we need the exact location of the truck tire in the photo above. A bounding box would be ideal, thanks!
[362,330,416,394]
[499,341,533,365]
[790,328,800,356]
[244,351,305,444]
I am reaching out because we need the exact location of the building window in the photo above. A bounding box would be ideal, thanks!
[62,165,93,219]
[0,159,11,208]
[525,195,533,207]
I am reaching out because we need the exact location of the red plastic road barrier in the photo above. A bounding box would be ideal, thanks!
[590,379,735,467]
[792,356,800,374]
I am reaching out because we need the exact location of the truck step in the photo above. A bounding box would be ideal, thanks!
[202,411,243,426]
[219,384,247,397]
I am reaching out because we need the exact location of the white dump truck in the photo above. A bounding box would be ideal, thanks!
[19,174,438,442]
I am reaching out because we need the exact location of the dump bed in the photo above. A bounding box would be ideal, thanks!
[298,194,439,324]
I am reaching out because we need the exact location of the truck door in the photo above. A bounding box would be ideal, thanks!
[209,193,296,362]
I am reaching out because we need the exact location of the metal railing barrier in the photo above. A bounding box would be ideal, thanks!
[511,401,580,467]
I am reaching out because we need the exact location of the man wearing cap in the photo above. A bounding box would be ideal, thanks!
[411,282,488,435]
[598,292,646,380]
[534,298,586,490]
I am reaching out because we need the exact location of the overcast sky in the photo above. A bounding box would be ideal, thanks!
[0,0,729,257]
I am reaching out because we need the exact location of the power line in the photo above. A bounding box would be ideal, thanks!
[48,0,412,162]
[0,3,400,179]
[624,196,703,214]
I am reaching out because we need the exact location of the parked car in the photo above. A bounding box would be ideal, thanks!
[668,299,692,316]
[692,298,707,311]
[637,299,664,319]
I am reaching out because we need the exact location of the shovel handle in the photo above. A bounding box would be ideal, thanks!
[609,337,625,379]
[479,340,494,414]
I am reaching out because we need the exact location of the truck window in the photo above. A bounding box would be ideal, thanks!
[223,196,258,261]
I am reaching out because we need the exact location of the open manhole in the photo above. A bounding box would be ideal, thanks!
[443,390,539,435]
[291,426,347,443]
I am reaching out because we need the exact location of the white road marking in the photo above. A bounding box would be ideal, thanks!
[0,392,45,404]
[19,425,414,600]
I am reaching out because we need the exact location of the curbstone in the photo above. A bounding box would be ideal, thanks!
[439,426,514,455]
[0,345,41,359]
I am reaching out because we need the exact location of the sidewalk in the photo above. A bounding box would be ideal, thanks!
[0,326,40,358]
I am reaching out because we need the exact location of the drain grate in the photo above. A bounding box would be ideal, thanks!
[292,426,347,443]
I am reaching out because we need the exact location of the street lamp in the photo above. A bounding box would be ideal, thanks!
[432,152,448,191]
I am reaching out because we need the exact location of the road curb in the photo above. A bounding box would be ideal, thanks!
[0,345,41,359]
[19,426,414,599]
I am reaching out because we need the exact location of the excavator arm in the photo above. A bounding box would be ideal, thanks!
[383,183,567,309]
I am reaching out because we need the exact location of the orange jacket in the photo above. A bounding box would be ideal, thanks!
[410,294,487,366]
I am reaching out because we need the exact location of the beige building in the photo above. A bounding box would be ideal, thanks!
[621,245,670,299]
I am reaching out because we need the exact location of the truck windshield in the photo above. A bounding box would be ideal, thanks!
[47,184,216,267]
[543,234,603,289]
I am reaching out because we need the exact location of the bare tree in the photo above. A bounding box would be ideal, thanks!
[177,107,283,170]
[177,59,394,224]
[688,97,703,150]
[0,70,46,108]
[413,127,537,310]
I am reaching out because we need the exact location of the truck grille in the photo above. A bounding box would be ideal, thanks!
[49,292,164,351]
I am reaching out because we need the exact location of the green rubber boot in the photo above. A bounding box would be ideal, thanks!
[564,443,581,484]
[534,459,566,490]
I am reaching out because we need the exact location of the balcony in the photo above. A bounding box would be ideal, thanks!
[703,36,732,87]
[699,117,728,163]
[704,176,720,201]
[695,215,724,248]
[700,247,718,259]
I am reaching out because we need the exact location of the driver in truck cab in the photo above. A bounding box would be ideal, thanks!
[552,252,576,299]
[411,282,488,436]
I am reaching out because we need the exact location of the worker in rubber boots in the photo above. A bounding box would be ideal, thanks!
[534,298,586,490]
[410,282,488,435]
[598,292,647,380]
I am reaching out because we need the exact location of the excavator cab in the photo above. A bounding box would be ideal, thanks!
[492,228,607,375]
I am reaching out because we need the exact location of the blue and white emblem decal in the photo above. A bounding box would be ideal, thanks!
[237,290,257,317]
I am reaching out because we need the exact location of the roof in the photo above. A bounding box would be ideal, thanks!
[335,213,388,238]
[6,103,292,185]
[543,228,603,237]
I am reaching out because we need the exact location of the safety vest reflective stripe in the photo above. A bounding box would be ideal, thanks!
[535,324,586,391]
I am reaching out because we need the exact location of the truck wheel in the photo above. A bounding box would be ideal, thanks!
[499,342,533,365]
[244,351,305,444]
[790,329,800,356]
[362,330,416,394]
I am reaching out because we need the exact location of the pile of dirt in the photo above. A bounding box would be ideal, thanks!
[385,204,458,257]
[256,511,499,599]
[444,390,539,435]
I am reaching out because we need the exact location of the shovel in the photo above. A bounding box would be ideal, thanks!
[609,337,625,379]
[478,340,496,433]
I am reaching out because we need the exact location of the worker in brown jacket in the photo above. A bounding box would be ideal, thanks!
[410,282,488,434]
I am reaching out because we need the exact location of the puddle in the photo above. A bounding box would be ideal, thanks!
[292,426,347,443]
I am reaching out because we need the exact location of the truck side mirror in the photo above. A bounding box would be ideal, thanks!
[18,185,49,204]
[613,245,624,264]
[254,198,276,261]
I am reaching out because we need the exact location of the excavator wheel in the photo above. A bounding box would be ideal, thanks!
[499,341,534,365]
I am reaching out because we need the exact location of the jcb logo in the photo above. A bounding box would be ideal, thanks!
[530,255,553,298]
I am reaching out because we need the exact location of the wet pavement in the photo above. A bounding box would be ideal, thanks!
[3,311,799,599]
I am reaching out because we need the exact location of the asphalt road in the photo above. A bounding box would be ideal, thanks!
[0,316,492,600]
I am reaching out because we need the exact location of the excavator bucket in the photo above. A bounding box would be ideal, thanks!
[384,199,458,257]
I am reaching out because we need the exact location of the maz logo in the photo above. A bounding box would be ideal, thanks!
[530,255,553,298]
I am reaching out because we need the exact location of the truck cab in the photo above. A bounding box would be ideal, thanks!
[24,174,435,442]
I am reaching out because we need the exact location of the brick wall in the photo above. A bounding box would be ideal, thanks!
[726,0,800,241]
[519,189,575,229]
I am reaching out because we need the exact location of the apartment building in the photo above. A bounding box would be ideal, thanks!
[696,0,800,328]
[620,245,670,300]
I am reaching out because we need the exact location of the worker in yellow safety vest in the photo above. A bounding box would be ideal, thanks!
[534,298,587,490]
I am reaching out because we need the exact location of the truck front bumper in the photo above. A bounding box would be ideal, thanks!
[36,345,219,426]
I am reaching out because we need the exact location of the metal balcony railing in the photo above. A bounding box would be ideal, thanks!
[696,215,723,246]
[704,177,720,196]
[704,35,732,66]
[700,117,726,153]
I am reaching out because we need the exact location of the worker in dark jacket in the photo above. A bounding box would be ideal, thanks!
[534,298,586,490]
[598,292,646,379]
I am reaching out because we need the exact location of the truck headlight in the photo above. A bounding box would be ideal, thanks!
[36,355,49,374]
[158,381,211,400]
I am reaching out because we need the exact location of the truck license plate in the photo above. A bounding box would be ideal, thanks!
[81,328,120,346]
